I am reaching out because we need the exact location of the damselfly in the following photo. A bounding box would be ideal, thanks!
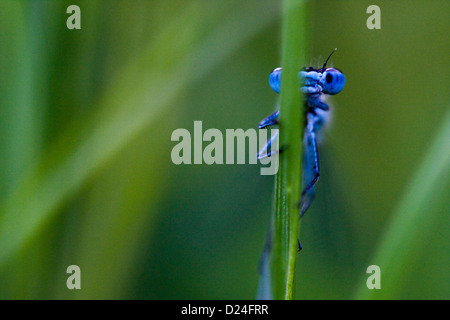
[258,49,345,220]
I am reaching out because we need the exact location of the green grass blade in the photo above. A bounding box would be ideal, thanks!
[269,0,308,300]
[355,107,450,299]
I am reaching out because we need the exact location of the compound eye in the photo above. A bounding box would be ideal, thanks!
[322,68,345,95]
[269,67,282,94]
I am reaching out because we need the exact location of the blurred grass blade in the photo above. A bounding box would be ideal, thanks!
[355,106,450,299]
[0,1,279,266]
[267,0,307,300]
[0,1,44,196]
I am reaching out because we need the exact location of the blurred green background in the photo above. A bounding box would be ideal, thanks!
[0,0,448,299]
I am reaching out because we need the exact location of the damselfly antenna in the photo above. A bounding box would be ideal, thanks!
[321,48,337,71]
